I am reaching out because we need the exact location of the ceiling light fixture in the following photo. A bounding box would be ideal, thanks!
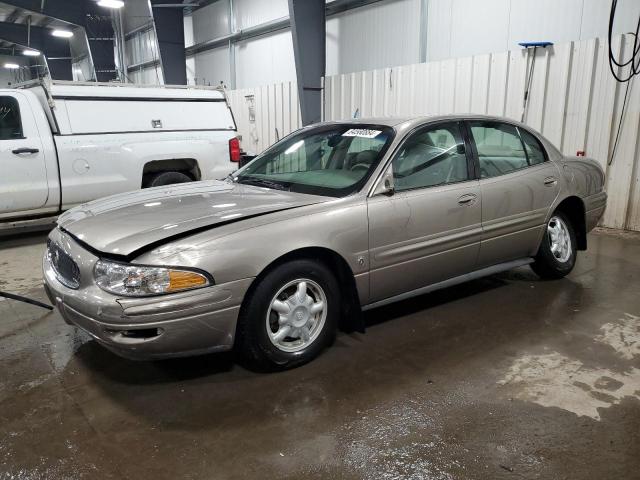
[97,0,125,8]
[4,63,20,69]
[52,29,74,38]
[22,49,41,56]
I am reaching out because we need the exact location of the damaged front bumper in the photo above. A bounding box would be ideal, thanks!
[43,228,252,360]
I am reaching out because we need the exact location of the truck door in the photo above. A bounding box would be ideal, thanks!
[0,92,49,217]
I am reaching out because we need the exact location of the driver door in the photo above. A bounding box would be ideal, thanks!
[367,121,482,303]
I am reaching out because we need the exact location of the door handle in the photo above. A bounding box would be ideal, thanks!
[12,147,39,155]
[458,193,477,206]
[544,176,557,186]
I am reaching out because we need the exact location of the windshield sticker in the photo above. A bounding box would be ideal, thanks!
[342,128,382,138]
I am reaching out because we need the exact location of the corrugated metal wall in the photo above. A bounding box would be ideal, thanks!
[227,81,302,155]
[227,34,640,231]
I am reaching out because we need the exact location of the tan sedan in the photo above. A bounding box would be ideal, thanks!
[43,115,607,369]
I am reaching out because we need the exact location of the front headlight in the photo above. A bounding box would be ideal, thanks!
[94,259,210,297]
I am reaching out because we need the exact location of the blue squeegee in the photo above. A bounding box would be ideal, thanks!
[519,41,554,122]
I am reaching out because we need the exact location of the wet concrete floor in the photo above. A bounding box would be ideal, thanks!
[1,228,639,479]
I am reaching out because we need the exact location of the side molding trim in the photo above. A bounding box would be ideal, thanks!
[361,258,534,311]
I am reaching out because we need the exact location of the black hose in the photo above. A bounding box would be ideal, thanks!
[0,291,53,310]
[607,0,640,165]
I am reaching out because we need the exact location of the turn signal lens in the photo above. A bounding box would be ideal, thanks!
[168,270,208,292]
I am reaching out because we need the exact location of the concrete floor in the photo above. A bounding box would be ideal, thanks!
[1,229,639,479]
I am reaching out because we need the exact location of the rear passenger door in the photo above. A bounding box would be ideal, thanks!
[367,121,482,302]
[467,121,560,268]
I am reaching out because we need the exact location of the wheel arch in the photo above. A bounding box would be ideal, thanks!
[239,246,364,334]
[141,158,202,186]
[553,195,587,250]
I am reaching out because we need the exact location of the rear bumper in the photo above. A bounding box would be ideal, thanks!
[584,191,607,232]
[43,229,252,360]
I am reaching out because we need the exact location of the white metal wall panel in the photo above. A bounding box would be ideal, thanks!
[233,29,296,89]
[325,0,421,76]
[601,35,639,230]
[486,52,510,116]
[234,0,289,29]
[128,65,164,85]
[184,14,195,48]
[449,0,510,60]
[426,0,453,61]
[563,38,597,156]
[227,81,301,155]
[191,0,230,44]
[507,0,583,50]
[193,46,231,87]
[427,0,640,62]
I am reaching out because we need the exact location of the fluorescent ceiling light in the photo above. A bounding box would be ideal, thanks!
[4,63,20,69]
[97,0,125,8]
[22,49,41,56]
[52,29,74,38]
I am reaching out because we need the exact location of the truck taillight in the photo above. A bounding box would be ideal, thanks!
[229,137,241,162]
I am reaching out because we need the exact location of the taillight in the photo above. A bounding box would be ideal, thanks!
[229,137,241,162]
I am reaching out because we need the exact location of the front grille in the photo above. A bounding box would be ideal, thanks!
[48,240,81,289]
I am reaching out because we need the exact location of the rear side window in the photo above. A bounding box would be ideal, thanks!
[469,122,527,178]
[0,96,23,140]
[519,128,546,165]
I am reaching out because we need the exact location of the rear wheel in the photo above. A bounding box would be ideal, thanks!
[531,212,577,279]
[237,259,339,370]
[143,171,192,188]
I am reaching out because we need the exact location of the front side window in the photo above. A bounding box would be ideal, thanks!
[0,96,23,140]
[392,122,469,191]
[235,124,394,197]
[469,121,528,178]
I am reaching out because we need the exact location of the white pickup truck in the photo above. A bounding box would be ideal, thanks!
[0,80,240,229]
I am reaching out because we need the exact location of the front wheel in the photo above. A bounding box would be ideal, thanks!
[237,259,339,370]
[531,212,577,279]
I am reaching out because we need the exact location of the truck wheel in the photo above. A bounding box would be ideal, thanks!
[237,259,339,370]
[531,212,577,279]
[143,171,192,188]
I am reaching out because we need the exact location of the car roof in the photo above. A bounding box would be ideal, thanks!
[325,114,530,130]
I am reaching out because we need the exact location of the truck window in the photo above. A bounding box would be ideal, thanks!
[0,96,23,140]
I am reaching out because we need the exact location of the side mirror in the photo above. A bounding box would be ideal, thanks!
[373,166,395,196]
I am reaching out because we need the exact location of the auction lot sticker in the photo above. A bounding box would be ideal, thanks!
[342,128,382,138]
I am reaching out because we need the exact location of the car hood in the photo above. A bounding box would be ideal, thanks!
[58,180,330,257]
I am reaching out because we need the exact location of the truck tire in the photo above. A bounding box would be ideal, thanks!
[143,171,192,188]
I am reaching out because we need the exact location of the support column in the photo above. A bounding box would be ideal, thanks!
[150,1,187,85]
[288,0,325,126]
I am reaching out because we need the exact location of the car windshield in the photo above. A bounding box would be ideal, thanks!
[233,124,395,197]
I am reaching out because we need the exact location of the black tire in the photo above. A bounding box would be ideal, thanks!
[237,259,339,370]
[143,171,192,188]
[531,211,577,279]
